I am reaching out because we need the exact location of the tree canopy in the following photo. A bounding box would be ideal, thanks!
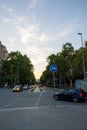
[40,42,87,88]
[2,51,35,86]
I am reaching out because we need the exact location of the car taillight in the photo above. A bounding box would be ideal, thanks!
[80,93,83,97]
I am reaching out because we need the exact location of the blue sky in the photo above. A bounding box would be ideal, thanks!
[0,0,87,79]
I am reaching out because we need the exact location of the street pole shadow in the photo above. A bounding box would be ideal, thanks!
[49,96,57,108]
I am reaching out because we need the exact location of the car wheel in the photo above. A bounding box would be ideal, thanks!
[73,97,78,103]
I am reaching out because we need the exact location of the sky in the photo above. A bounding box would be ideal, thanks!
[0,0,87,79]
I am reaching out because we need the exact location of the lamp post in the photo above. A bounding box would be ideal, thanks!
[16,53,20,84]
[78,33,86,80]
[16,61,19,84]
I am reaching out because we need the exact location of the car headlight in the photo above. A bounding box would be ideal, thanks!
[17,88,20,90]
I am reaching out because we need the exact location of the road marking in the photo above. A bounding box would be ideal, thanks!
[0,105,50,113]
[35,92,42,107]
[0,104,86,113]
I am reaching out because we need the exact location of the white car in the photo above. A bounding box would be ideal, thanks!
[13,85,23,92]
[23,84,29,90]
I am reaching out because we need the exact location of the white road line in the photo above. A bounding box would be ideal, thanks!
[35,92,42,107]
[0,106,50,113]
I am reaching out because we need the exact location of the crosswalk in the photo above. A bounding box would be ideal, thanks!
[29,85,45,92]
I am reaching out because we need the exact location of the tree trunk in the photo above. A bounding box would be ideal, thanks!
[69,78,73,87]
[64,77,67,88]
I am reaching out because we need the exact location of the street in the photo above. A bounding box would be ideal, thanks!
[0,87,87,130]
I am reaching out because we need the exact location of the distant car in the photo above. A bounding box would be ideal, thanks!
[13,85,23,92]
[23,84,29,90]
[53,87,87,103]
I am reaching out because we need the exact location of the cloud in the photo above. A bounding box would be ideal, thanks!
[28,0,40,9]
[14,19,79,67]
[36,33,48,44]
[14,16,25,25]
[58,26,75,38]
[16,24,39,43]
[5,36,16,52]
[28,0,46,10]
[3,18,12,23]
[0,3,80,78]
[16,23,49,45]
[8,37,15,44]
[1,4,25,25]
[50,20,80,40]
[2,15,25,25]
[1,5,13,13]
[22,44,53,65]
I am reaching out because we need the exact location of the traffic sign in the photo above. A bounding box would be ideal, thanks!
[50,64,57,72]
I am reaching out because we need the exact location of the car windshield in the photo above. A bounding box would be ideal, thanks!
[23,85,28,87]
[15,85,20,88]
[0,0,87,130]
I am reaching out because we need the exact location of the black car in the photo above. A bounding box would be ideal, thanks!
[53,88,87,103]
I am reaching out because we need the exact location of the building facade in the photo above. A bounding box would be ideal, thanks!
[0,41,8,60]
[0,41,8,84]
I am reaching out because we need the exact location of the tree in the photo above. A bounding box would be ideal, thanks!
[40,43,75,87]
[2,51,35,86]
[85,41,87,48]
[40,42,87,88]
[61,43,74,87]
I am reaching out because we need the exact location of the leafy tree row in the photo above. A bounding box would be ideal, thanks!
[40,42,87,88]
[1,51,35,87]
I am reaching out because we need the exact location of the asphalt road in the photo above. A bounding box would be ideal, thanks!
[0,87,87,130]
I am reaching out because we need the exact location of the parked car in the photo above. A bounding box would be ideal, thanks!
[23,84,29,90]
[53,87,87,103]
[13,85,23,92]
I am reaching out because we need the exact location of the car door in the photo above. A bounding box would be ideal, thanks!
[66,89,75,101]
[61,88,75,101]
[60,90,69,100]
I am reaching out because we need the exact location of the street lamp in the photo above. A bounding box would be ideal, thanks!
[78,33,86,80]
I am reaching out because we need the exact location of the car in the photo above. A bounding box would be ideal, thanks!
[53,87,87,103]
[13,85,23,92]
[23,84,29,90]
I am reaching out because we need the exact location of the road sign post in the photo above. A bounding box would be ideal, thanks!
[50,64,57,89]
[53,72,56,89]
[50,64,57,106]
